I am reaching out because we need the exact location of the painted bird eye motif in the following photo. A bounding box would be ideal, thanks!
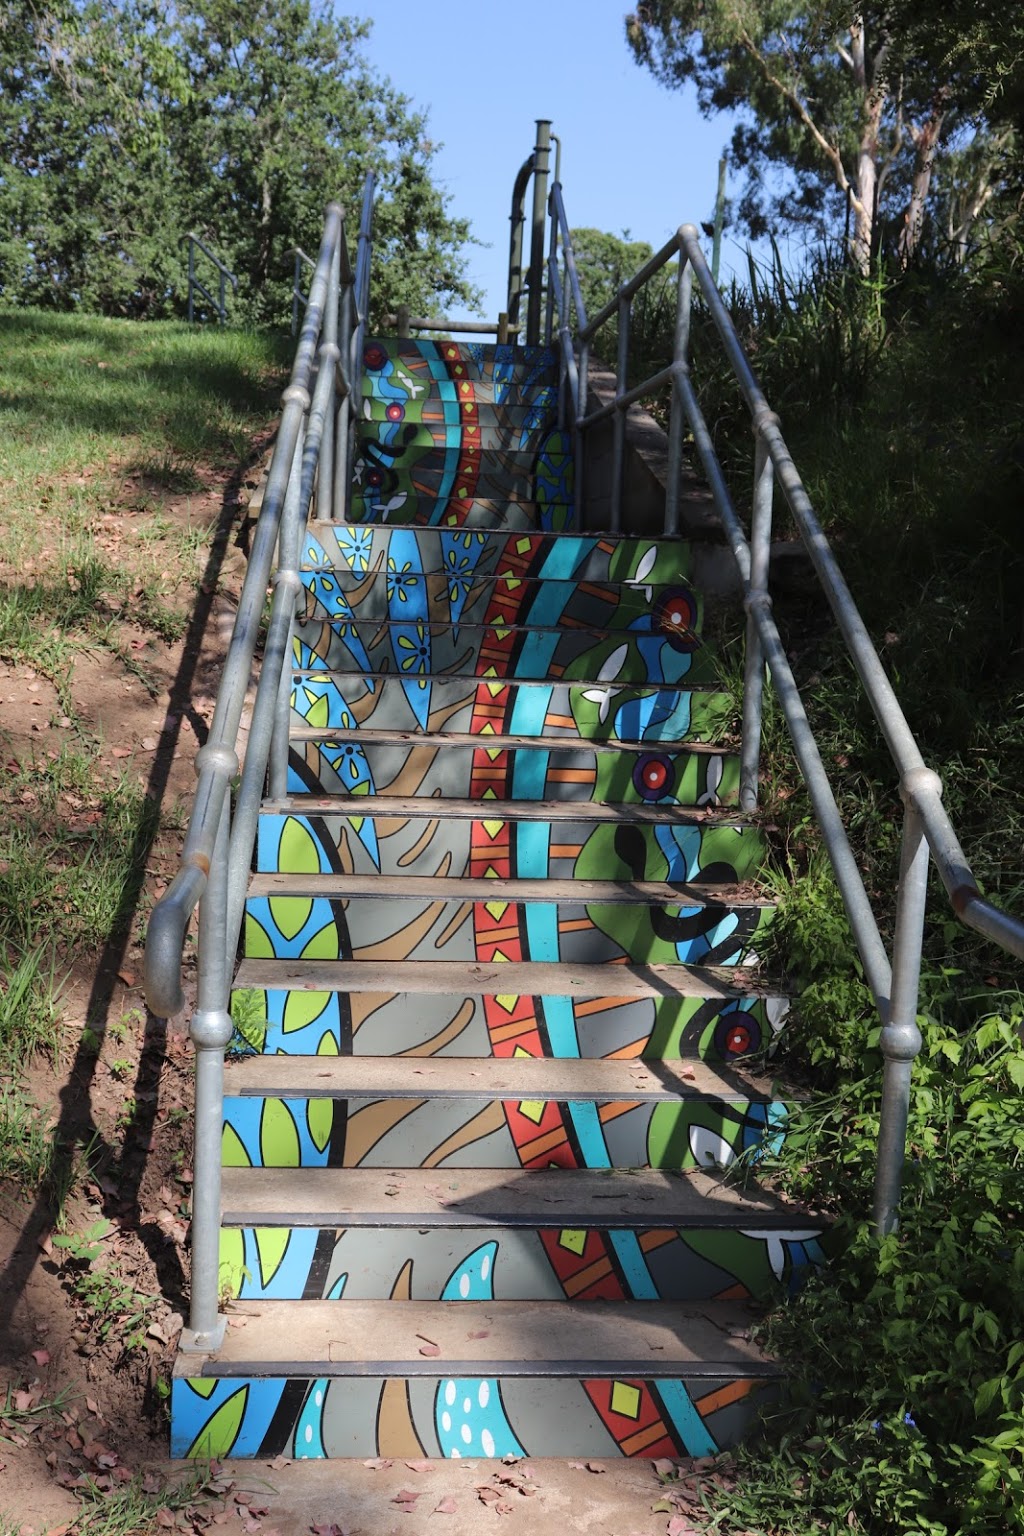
[632,752,675,802]
[656,586,699,652]
[363,343,387,370]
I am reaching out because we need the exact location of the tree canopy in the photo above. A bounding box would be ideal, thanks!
[0,0,477,323]
[625,2,1020,271]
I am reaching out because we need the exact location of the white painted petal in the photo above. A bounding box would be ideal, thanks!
[597,643,629,683]
[688,1125,736,1168]
[633,546,657,585]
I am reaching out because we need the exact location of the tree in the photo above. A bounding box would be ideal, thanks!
[625,2,1004,271]
[0,2,477,323]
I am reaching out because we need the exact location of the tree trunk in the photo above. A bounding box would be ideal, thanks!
[899,104,946,266]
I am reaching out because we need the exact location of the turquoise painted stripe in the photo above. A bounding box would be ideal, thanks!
[656,1379,719,1458]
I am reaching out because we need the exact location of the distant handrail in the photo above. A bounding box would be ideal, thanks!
[384,311,519,337]
[184,232,238,325]
[546,179,1024,1240]
[290,246,315,336]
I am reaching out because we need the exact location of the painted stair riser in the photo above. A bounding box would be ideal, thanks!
[298,573,704,639]
[290,678,729,748]
[258,810,764,887]
[361,394,556,428]
[218,1223,824,1305]
[288,738,739,808]
[222,1090,788,1175]
[351,470,572,525]
[345,497,574,531]
[229,985,786,1064]
[359,412,557,454]
[362,337,558,397]
[171,1370,768,1461]
[244,892,769,970]
[293,609,718,691]
[363,379,560,409]
[305,526,693,588]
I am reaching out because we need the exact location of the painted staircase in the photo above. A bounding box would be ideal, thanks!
[170,337,824,1462]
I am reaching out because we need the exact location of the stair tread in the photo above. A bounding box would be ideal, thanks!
[220,1163,811,1230]
[261,794,746,825]
[248,872,767,906]
[183,1296,778,1377]
[233,957,778,1000]
[225,1053,778,1102]
[288,727,727,755]
[307,519,691,542]
[291,668,722,694]
[298,616,704,645]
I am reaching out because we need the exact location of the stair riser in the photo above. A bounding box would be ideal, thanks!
[244,894,769,970]
[363,336,558,391]
[351,472,572,525]
[258,810,763,886]
[299,573,704,640]
[288,738,738,808]
[305,526,692,587]
[363,379,558,408]
[358,413,556,453]
[290,679,728,747]
[361,394,555,427]
[230,986,786,1064]
[218,1223,824,1304]
[222,1092,787,1175]
[172,1370,770,1460]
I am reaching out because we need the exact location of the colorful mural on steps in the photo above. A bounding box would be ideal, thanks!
[174,340,805,1462]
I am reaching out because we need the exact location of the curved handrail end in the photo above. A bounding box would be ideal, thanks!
[145,862,208,1018]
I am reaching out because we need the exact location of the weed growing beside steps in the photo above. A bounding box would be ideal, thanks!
[683,257,1024,1532]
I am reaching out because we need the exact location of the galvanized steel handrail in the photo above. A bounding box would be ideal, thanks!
[185,232,238,325]
[547,187,1024,1237]
[144,180,376,1351]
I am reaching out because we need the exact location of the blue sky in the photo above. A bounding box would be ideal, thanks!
[359,0,745,319]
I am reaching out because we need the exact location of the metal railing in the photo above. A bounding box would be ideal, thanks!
[185,232,238,324]
[144,176,375,1351]
[546,182,1024,1237]
[290,245,315,336]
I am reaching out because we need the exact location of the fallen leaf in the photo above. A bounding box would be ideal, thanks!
[310,1523,344,1536]
[653,1457,677,1479]
[434,1498,457,1515]
[467,1330,490,1340]
[31,1349,51,1366]
[586,1461,606,1474]
[363,1458,392,1470]
[392,1490,422,1506]
[418,1343,441,1357]
[268,1456,289,1471]
[668,1518,697,1536]
[404,1459,434,1472]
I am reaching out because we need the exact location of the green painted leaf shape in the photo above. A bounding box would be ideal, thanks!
[255,1227,290,1288]
[317,1030,340,1056]
[282,988,330,1035]
[244,913,274,959]
[218,1228,246,1298]
[222,1123,252,1168]
[269,896,313,942]
[187,1377,217,1400]
[280,817,321,875]
[260,1098,300,1168]
[300,921,339,961]
[186,1384,248,1458]
[305,695,329,730]
[307,1099,332,1154]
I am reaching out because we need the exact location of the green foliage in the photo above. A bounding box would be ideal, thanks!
[0,2,476,324]
[710,1009,1024,1535]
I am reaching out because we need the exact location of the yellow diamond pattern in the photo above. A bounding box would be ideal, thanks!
[479,722,495,735]
[486,682,504,697]
[517,1099,545,1125]
[482,820,504,839]
[484,747,502,761]
[558,1229,588,1256]
[494,994,519,1013]
[491,949,510,963]
[485,901,509,921]
[610,1382,642,1421]
[516,537,532,554]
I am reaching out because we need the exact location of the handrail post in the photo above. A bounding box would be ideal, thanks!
[319,239,340,520]
[739,416,777,811]
[269,418,307,800]
[507,154,535,332]
[526,120,552,348]
[187,238,195,325]
[611,294,630,532]
[179,788,234,1354]
[334,282,353,523]
[873,771,935,1237]
[664,255,693,537]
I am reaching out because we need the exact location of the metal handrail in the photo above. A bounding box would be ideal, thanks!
[547,183,1024,1238]
[290,246,315,336]
[144,177,376,1351]
[184,232,238,325]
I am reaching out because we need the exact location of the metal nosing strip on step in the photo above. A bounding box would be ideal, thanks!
[259,795,745,826]
[287,728,725,755]
[219,1167,817,1230]
[231,957,778,1000]
[224,1053,777,1101]
[306,520,693,541]
[246,873,767,906]
[289,668,721,693]
[201,1356,782,1380]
